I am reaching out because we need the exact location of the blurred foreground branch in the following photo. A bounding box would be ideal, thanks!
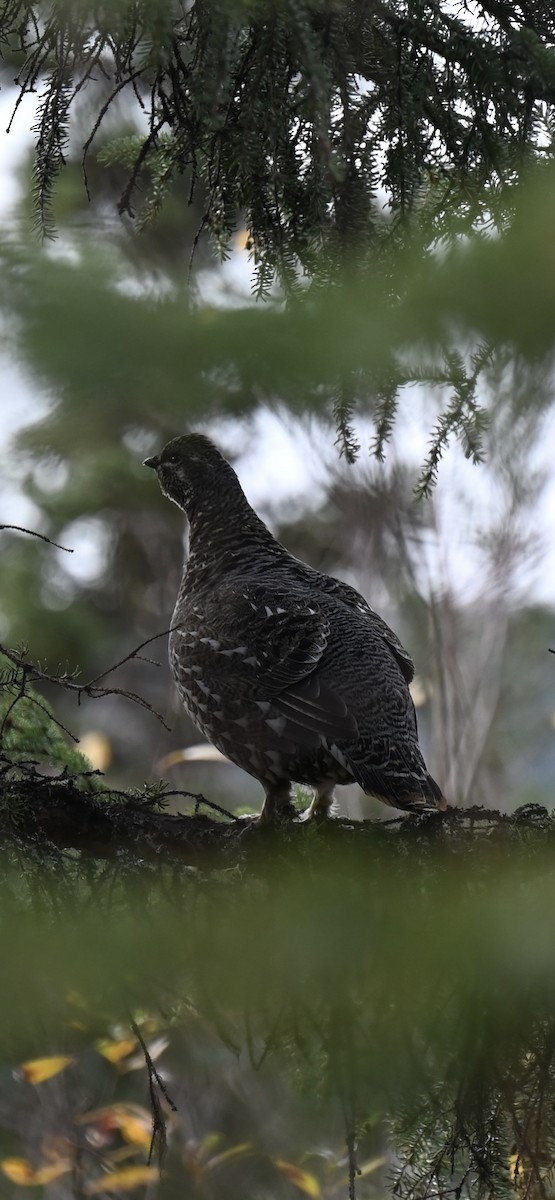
[0,746,555,1199]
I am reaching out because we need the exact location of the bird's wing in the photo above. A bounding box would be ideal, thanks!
[314,574,415,683]
[243,590,330,694]
[272,669,359,741]
[176,584,359,743]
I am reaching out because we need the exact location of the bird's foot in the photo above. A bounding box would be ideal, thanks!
[233,812,261,840]
[257,802,299,826]
[234,802,298,833]
[299,787,337,823]
[258,784,298,825]
[299,805,329,824]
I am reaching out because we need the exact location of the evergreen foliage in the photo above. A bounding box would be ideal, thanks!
[2,1,555,280]
[2,691,555,1200]
[2,2,555,475]
[0,661,91,777]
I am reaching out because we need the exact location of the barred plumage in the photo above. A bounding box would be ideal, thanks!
[144,434,445,822]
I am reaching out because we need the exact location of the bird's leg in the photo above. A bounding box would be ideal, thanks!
[259,782,297,824]
[300,784,337,823]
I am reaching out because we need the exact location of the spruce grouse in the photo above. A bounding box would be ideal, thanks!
[144,434,445,821]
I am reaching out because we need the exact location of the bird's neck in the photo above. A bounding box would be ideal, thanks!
[184,491,287,581]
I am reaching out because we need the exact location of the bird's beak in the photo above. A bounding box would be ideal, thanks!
[143,455,159,469]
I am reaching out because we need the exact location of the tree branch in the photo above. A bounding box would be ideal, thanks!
[0,631,177,730]
[0,524,73,552]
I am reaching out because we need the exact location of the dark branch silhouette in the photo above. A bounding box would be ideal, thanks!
[0,631,176,731]
[0,524,73,552]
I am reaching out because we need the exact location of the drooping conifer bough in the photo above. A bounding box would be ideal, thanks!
[144,435,445,822]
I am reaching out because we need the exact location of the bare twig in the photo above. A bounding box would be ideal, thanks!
[130,1019,177,1168]
[190,792,237,821]
[81,65,146,200]
[83,628,177,689]
[346,1125,359,1200]
[102,785,238,822]
[0,630,176,730]
[0,524,73,552]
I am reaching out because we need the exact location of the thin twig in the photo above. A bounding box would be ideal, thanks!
[0,524,73,552]
[191,792,238,821]
[81,65,146,200]
[0,631,175,729]
[346,1125,359,1200]
[117,112,165,218]
[83,628,177,689]
[130,1019,177,1168]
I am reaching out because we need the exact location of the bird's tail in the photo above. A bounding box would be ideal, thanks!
[344,752,447,813]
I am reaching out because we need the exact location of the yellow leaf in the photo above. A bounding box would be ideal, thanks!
[197,1132,222,1159]
[336,1147,389,1185]
[357,1154,388,1178]
[509,1151,521,1182]
[20,1055,73,1084]
[1,1159,36,1185]
[86,1165,160,1193]
[104,1147,140,1166]
[274,1159,322,1197]
[208,1142,255,1170]
[117,1117,152,1149]
[1,1157,70,1185]
[333,1154,389,1193]
[96,1038,137,1064]
[35,1162,72,1185]
[77,1104,152,1148]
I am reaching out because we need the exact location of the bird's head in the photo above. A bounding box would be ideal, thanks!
[143,433,239,515]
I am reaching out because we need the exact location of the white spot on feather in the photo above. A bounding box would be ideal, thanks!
[264,750,282,767]
[200,637,221,650]
[266,717,287,735]
[330,743,349,769]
